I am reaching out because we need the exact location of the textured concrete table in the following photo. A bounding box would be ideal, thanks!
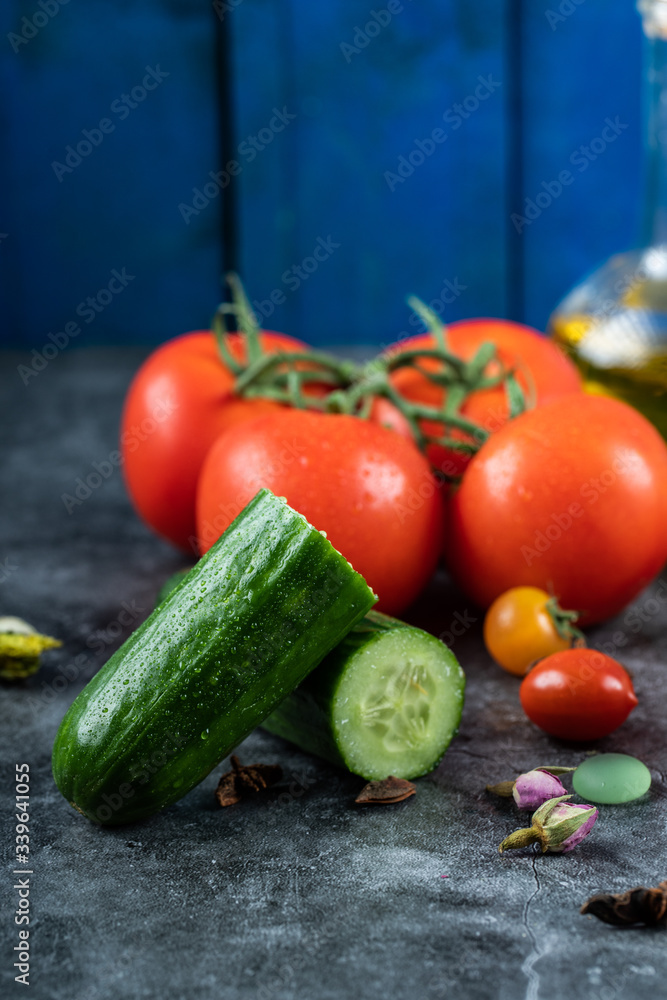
[1,349,666,1000]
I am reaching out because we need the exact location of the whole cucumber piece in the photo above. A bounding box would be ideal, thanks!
[52,489,376,824]
[263,610,465,780]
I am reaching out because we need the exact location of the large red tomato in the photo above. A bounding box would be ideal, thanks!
[371,319,582,476]
[196,410,444,615]
[121,329,307,550]
[447,394,667,624]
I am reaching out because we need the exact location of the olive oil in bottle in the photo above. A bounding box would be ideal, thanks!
[549,1,667,439]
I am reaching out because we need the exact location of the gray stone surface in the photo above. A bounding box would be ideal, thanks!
[1,347,666,1000]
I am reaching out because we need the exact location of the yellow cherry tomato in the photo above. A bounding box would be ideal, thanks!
[483,587,575,676]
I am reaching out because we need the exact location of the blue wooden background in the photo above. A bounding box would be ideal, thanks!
[1,0,643,349]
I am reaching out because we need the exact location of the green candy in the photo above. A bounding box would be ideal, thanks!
[572,753,651,804]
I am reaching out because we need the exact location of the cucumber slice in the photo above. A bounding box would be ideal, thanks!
[156,568,190,606]
[52,489,376,825]
[264,611,465,780]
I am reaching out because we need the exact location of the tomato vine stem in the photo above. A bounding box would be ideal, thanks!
[211,275,529,467]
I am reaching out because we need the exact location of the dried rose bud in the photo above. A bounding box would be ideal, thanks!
[499,795,598,854]
[487,766,574,810]
[513,769,569,810]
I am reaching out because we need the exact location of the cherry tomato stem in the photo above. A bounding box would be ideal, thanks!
[484,587,577,677]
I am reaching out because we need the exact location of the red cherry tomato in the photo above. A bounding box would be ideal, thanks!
[519,649,638,741]
[447,393,667,624]
[371,319,582,476]
[121,329,308,550]
[196,409,444,615]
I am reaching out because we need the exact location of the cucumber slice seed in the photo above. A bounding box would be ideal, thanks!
[356,661,432,752]
[332,627,465,780]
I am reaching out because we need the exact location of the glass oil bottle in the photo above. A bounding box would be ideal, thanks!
[548,0,667,438]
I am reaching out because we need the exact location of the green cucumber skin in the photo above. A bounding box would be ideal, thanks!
[52,490,376,825]
[263,610,465,779]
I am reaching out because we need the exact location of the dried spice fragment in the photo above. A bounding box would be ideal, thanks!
[215,772,242,807]
[581,881,667,926]
[355,775,416,805]
[215,755,283,807]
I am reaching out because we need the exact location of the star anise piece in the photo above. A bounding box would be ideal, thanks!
[215,755,283,807]
[581,881,667,926]
[355,775,416,805]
